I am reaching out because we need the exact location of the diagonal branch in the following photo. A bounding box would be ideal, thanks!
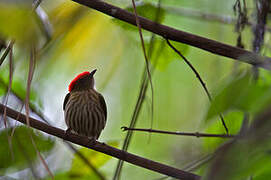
[0,103,200,180]
[0,41,14,67]
[0,78,105,179]
[71,0,271,70]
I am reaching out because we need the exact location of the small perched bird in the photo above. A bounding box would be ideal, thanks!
[63,69,107,140]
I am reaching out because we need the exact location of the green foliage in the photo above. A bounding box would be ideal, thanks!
[0,126,55,175]
[254,169,271,180]
[203,111,243,151]
[0,73,44,110]
[203,106,271,180]
[114,3,166,32]
[0,85,6,97]
[0,3,40,46]
[126,3,165,23]
[52,141,118,180]
[146,38,189,70]
[1,0,271,179]
[206,72,271,121]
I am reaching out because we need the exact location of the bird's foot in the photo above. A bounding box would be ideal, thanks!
[88,137,97,146]
[64,128,72,140]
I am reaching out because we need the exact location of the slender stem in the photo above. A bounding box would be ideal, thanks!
[131,0,154,140]
[0,41,14,67]
[113,1,158,179]
[165,39,229,134]
[163,5,271,32]
[122,127,235,138]
[0,103,200,180]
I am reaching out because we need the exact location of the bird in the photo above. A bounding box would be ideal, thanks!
[63,69,107,140]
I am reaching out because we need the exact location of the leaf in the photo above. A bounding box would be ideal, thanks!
[0,71,44,111]
[68,141,119,179]
[206,72,271,121]
[47,141,119,180]
[203,111,243,152]
[147,38,189,70]
[49,1,88,39]
[52,171,98,180]
[0,86,6,97]
[0,3,40,46]
[0,126,55,175]
[254,168,271,180]
[113,2,165,32]
[206,73,250,120]
[203,107,271,180]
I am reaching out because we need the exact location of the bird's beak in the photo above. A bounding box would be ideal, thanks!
[90,69,97,76]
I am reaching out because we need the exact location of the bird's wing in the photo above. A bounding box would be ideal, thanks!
[63,93,70,110]
[98,93,107,121]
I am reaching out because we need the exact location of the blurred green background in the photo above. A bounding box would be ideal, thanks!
[1,0,271,179]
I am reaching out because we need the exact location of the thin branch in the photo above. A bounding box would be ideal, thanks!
[166,39,211,100]
[0,104,201,180]
[113,55,149,180]
[25,47,54,179]
[0,41,14,67]
[4,43,14,162]
[162,5,271,32]
[25,47,35,127]
[121,127,235,138]
[252,0,270,53]
[113,0,159,178]
[71,0,271,70]
[157,153,214,180]
[32,0,43,10]
[165,39,229,134]
[131,0,154,139]
[0,77,51,124]
[2,42,14,128]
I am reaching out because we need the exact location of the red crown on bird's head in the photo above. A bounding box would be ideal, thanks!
[69,69,97,92]
[68,70,97,92]
[68,71,90,92]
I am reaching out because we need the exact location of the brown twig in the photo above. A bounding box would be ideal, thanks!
[162,5,271,32]
[71,0,271,70]
[2,42,14,127]
[251,0,270,79]
[165,39,229,134]
[131,0,154,138]
[121,127,235,138]
[0,77,51,124]
[0,104,201,180]
[0,41,14,67]
[113,1,158,179]
[252,0,270,53]
[25,47,54,179]
[132,0,154,128]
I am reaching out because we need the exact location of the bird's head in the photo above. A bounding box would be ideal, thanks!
[68,69,97,92]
